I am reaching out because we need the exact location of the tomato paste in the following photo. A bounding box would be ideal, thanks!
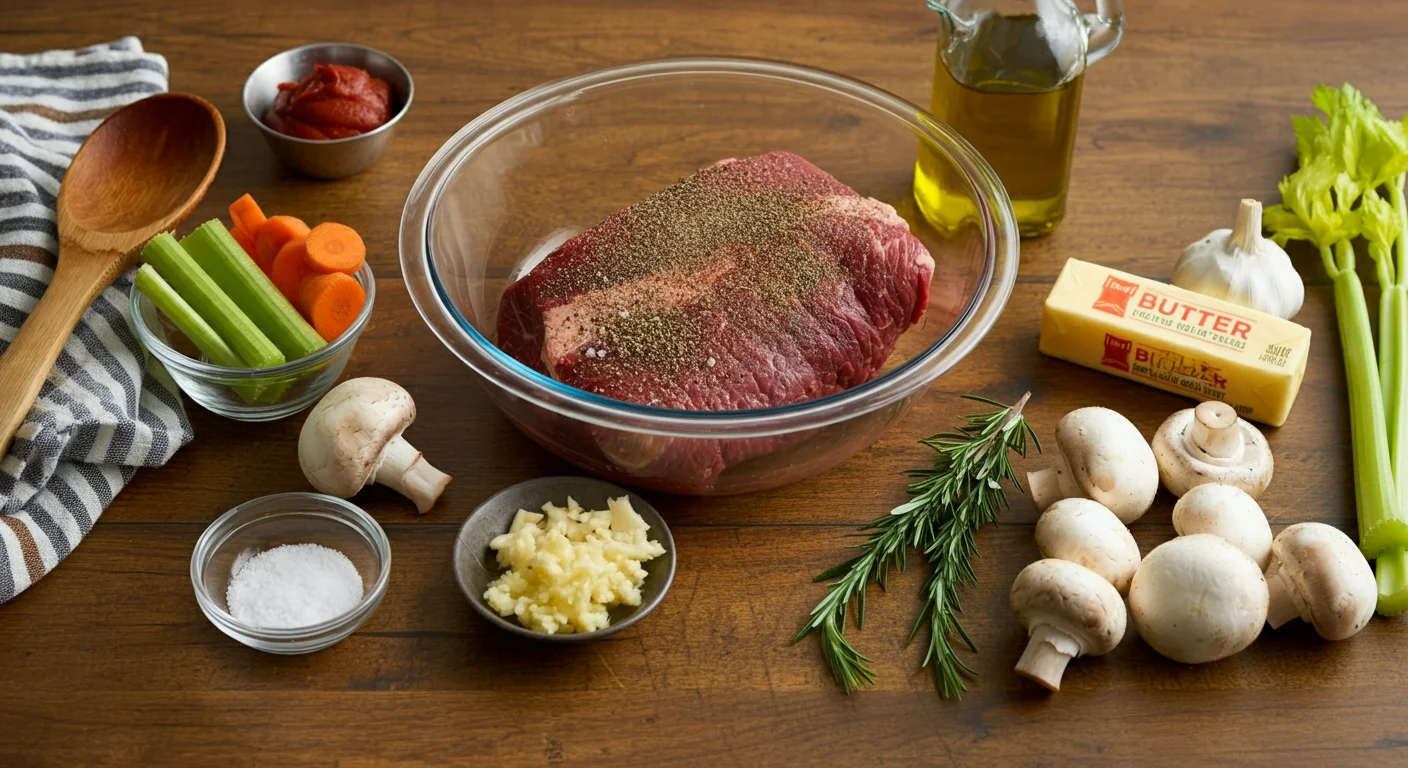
[263,64,393,141]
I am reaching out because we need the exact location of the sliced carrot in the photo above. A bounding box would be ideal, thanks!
[270,239,312,304]
[255,215,311,272]
[303,222,366,275]
[298,272,366,341]
[229,193,267,239]
[229,226,259,264]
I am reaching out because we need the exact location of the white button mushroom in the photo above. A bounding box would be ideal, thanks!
[1171,483,1273,569]
[1034,498,1141,594]
[298,377,453,514]
[1009,559,1126,692]
[1129,534,1268,664]
[1152,401,1273,498]
[1264,522,1376,641]
[1027,407,1159,523]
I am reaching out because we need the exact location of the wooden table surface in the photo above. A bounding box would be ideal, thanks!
[5,0,1408,765]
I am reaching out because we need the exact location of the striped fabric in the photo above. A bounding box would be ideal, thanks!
[0,38,192,603]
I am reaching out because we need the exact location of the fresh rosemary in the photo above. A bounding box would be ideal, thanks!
[792,393,1038,698]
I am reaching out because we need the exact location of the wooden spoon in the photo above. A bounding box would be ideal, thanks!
[0,93,225,459]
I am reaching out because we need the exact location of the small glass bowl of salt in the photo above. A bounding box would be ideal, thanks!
[191,492,391,654]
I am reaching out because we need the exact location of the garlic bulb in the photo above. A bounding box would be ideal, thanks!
[1172,199,1305,319]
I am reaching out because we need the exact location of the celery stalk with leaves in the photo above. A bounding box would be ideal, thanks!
[1264,84,1408,614]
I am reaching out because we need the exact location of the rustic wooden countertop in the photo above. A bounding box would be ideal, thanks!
[4,0,1408,765]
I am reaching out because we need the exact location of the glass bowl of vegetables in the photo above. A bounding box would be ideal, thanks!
[400,57,1018,495]
[131,257,375,422]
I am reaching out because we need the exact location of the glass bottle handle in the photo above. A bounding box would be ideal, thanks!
[1085,0,1125,65]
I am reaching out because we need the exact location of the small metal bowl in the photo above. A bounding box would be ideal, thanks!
[243,42,413,179]
[453,477,676,642]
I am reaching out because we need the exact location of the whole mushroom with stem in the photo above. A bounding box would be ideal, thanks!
[1129,534,1268,664]
[1265,522,1377,641]
[1172,483,1273,569]
[1010,558,1126,692]
[299,377,453,514]
[1028,407,1159,524]
[1153,401,1274,498]
[1034,498,1141,594]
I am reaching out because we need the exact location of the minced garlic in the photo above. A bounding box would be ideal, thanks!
[483,496,665,634]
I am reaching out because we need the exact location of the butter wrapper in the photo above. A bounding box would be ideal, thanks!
[1039,259,1311,426]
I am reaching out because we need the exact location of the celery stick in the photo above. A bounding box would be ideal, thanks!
[1388,184,1408,482]
[1387,289,1408,489]
[1327,246,1403,567]
[135,265,243,368]
[135,265,266,405]
[141,233,285,369]
[181,221,326,360]
[1381,181,1408,613]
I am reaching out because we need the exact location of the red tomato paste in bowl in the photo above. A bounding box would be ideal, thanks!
[263,64,393,141]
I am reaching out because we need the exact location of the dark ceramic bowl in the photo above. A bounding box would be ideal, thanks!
[453,477,676,641]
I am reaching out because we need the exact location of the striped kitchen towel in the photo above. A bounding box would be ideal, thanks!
[0,38,192,603]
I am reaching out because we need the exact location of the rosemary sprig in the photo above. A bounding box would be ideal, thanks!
[792,393,1038,698]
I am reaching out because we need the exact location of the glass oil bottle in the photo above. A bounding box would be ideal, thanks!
[914,0,1123,237]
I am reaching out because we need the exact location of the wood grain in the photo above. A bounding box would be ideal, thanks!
[4,0,1408,765]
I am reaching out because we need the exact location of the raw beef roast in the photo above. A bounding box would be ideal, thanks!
[496,151,935,487]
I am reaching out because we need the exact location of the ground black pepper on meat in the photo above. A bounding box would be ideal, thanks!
[597,309,701,372]
[539,159,843,371]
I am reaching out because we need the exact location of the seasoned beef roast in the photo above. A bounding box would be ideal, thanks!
[496,151,935,487]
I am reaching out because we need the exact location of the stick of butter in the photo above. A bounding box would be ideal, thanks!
[1039,259,1311,426]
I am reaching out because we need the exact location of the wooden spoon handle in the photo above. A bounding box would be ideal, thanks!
[0,249,126,460]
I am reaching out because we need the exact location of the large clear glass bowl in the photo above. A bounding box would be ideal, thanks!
[400,58,1018,495]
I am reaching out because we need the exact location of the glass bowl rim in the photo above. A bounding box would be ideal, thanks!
[189,491,392,640]
[399,56,1018,438]
[130,261,376,380]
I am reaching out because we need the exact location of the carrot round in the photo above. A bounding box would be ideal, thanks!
[304,222,366,275]
[229,193,267,239]
[298,272,366,341]
[256,215,311,272]
[270,239,312,304]
[229,226,258,263]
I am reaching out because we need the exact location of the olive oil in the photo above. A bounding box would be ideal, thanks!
[914,13,1085,237]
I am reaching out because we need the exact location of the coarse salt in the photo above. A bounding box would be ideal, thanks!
[226,543,364,629]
